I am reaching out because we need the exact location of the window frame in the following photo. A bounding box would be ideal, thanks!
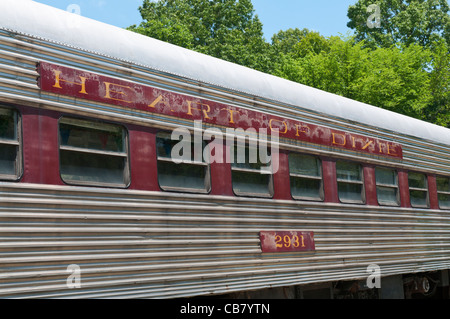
[0,105,22,181]
[230,142,274,198]
[288,152,324,201]
[58,116,130,188]
[408,171,429,208]
[436,175,450,209]
[375,167,400,207]
[156,130,211,194]
[336,160,366,204]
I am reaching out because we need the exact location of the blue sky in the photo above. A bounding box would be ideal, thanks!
[32,0,357,40]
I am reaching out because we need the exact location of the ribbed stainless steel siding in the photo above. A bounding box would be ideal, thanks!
[1,183,450,298]
[0,29,450,298]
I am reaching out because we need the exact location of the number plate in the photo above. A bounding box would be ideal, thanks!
[259,231,315,253]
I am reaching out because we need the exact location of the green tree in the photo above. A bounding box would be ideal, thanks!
[354,43,432,118]
[426,39,450,126]
[272,28,330,58]
[298,37,370,99]
[347,0,450,48]
[271,28,330,83]
[271,28,310,55]
[275,35,433,120]
[128,0,275,73]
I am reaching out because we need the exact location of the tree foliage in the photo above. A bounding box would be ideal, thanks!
[345,0,449,125]
[272,28,330,58]
[427,39,450,126]
[274,35,433,119]
[347,0,450,48]
[128,0,274,73]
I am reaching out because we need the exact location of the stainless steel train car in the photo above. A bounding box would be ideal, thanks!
[0,0,449,299]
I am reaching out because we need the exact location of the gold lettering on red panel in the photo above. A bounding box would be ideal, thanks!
[187,101,211,119]
[52,70,88,95]
[104,82,133,103]
[332,132,346,146]
[38,62,404,160]
[269,119,288,134]
[148,95,170,109]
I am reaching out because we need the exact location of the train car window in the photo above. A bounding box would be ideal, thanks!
[289,153,323,201]
[0,106,21,180]
[156,131,210,193]
[408,172,429,208]
[436,176,450,209]
[336,161,365,204]
[231,144,273,197]
[59,117,130,187]
[375,167,400,206]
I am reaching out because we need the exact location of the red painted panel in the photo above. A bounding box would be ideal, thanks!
[427,175,439,210]
[260,231,315,253]
[322,159,339,203]
[209,143,233,196]
[398,170,411,208]
[127,125,159,191]
[364,166,379,206]
[21,108,62,185]
[272,151,291,200]
[38,62,403,159]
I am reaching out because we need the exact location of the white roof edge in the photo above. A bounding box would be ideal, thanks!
[2,0,450,146]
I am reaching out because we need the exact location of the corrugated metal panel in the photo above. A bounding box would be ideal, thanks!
[1,183,450,298]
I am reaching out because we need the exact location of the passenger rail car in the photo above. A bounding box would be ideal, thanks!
[0,0,449,299]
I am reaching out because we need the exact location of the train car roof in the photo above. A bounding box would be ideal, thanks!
[2,0,450,146]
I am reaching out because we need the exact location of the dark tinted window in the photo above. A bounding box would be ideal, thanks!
[59,117,129,187]
[0,107,21,180]
[336,161,364,204]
